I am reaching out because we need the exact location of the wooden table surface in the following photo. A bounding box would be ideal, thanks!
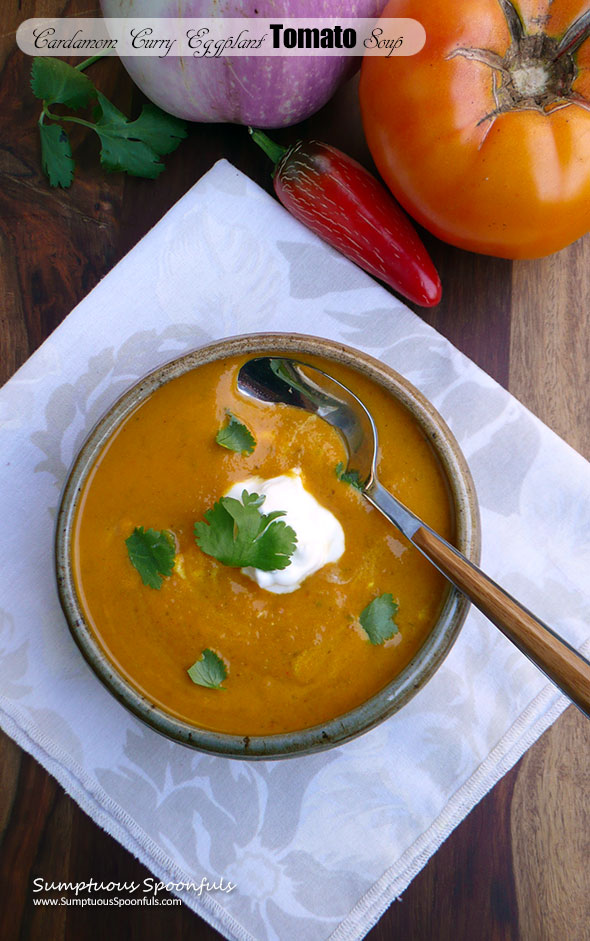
[1,4,589,940]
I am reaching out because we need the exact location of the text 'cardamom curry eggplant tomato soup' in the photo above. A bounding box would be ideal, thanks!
[72,354,454,735]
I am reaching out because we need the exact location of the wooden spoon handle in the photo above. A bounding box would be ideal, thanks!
[413,525,590,717]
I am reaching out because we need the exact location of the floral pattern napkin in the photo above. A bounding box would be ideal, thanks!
[1,160,589,941]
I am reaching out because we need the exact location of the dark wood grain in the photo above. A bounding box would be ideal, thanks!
[1,3,589,940]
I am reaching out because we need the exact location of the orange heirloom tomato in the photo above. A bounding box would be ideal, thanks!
[359,0,590,258]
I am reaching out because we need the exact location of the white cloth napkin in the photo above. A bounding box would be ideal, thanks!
[1,160,589,941]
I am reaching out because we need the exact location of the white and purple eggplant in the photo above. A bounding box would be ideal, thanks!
[100,0,386,127]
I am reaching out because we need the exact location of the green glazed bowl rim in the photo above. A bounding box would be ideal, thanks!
[55,332,481,759]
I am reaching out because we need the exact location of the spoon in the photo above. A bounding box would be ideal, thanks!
[238,355,590,718]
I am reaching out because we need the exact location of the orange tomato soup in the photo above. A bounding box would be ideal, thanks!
[73,354,454,734]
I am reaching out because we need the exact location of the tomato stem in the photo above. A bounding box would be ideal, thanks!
[555,9,590,60]
[248,128,288,168]
[448,0,590,122]
[499,0,525,44]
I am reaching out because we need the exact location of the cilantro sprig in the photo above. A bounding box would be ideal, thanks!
[215,413,256,455]
[359,593,399,645]
[335,461,365,491]
[194,490,297,571]
[31,56,187,188]
[125,526,176,589]
[188,649,227,690]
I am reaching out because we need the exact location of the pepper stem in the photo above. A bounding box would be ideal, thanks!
[248,127,288,167]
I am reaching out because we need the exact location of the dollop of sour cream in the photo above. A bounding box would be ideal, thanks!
[224,470,345,594]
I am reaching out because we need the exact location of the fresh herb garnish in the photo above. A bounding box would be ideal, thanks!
[31,57,95,108]
[31,57,187,189]
[335,461,364,491]
[38,122,75,188]
[215,412,256,455]
[125,527,176,589]
[194,490,297,571]
[187,649,227,690]
[359,593,399,645]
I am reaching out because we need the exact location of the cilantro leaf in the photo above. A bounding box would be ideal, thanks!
[241,491,265,508]
[215,412,256,454]
[194,490,297,572]
[38,122,74,188]
[335,461,365,491]
[359,593,399,645]
[31,57,95,109]
[187,649,227,689]
[125,527,176,589]
[122,101,189,155]
[31,57,188,188]
[94,91,187,179]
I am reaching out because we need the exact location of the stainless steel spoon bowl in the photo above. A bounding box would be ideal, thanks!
[238,356,590,718]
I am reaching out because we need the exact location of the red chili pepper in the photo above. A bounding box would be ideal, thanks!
[249,128,442,308]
